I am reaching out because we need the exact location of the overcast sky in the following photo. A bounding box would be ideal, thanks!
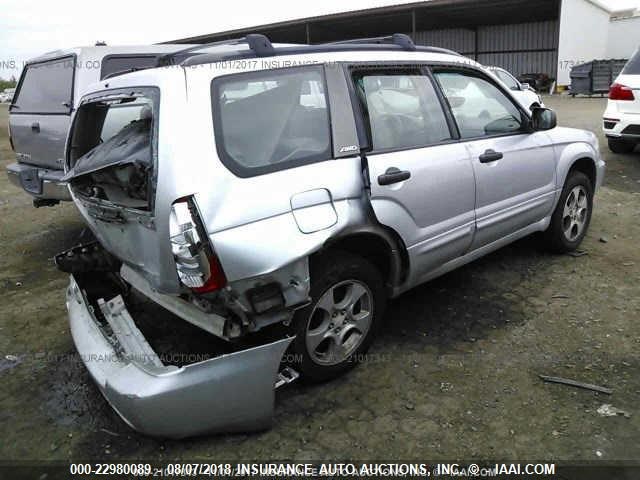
[1,0,639,78]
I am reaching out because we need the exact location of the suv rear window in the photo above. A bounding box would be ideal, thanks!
[12,56,74,114]
[622,48,640,75]
[212,66,331,177]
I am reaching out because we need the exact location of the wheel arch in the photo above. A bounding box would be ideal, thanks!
[549,150,597,216]
[567,157,597,189]
[318,224,409,294]
[554,139,599,191]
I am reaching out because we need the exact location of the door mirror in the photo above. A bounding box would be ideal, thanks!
[520,82,532,91]
[531,107,556,131]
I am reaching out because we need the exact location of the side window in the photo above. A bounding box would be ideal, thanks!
[212,66,331,176]
[435,71,524,139]
[12,57,74,114]
[353,69,452,151]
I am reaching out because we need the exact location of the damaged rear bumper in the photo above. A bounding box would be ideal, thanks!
[7,162,72,201]
[66,274,294,438]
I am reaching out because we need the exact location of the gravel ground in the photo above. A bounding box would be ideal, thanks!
[0,96,639,463]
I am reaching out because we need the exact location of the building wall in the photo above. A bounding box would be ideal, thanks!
[606,16,640,59]
[557,0,610,86]
[477,50,558,78]
[409,20,559,78]
[476,20,558,77]
[412,29,476,55]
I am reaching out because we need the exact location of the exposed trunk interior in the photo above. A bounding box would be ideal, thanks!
[66,95,155,210]
[71,269,290,367]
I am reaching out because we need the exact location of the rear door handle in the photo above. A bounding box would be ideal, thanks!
[378,167,411,186]
[31,122,40,133]
[479,149,503,163]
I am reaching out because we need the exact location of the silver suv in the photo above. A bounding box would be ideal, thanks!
[61,34,605,438]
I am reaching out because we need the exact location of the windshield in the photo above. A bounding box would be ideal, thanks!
[494,69,519,90]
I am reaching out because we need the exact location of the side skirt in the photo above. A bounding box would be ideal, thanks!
[392,216,551,297]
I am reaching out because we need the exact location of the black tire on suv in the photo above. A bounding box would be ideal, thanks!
[543,170,594,253]
[608,137,636,154]
[289,250,386,382]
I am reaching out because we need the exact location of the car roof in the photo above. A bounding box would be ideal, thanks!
[89,48,478,91]
[24,44,197,65]
[79,34,482,95]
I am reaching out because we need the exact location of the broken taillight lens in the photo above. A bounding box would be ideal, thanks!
[191,255,227,293]
[169,197,227,293]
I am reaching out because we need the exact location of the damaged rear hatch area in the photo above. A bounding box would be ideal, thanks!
[63,84,299,437]
[64,87,167,288]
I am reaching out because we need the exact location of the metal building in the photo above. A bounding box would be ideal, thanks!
[167,0,640,87]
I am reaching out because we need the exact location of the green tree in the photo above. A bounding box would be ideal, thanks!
[0,76,18,91]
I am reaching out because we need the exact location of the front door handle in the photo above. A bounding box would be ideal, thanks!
[479,149,503,163]
[378,167,411,186]
[31,122,40,133]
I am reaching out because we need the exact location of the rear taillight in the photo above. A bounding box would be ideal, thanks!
[169,197,227,293]
[609,83,635,101]
[191,255,227,293]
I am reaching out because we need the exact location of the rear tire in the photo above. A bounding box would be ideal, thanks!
[608,137,636,154]
[289,250,386,383]
[542,171,593,253]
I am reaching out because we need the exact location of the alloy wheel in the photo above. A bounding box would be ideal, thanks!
[305,280,373,365]
[562,185,589,242]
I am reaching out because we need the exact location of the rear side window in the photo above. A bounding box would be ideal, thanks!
[212,66,331,177]
[622,48,640,75]
[100,55,160,80]
[12,57,74,114]
[352,69,452,151]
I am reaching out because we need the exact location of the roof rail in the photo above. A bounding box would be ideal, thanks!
[158,33,275,66]
[329,33,416,51]
[178,33,463,68]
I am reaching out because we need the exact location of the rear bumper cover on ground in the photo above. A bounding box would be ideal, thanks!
[66,274,293,438]
[6,162,72,201]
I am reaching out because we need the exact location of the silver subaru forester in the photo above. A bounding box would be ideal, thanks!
[60,34,605,438]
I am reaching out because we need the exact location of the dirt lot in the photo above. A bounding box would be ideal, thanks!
[1,97,639,463]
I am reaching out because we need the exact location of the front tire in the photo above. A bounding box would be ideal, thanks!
[543,171,593,253]
[289,250,386,382]
[608,137,636,154]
